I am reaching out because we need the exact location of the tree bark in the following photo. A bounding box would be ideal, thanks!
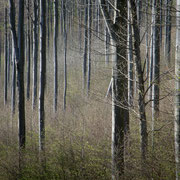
[53,0,59,112]
[87,0,92,95]
[99,0,129,178]
[164,0,172,64]
[175,0,180,179]
[32,0,39,109]
[26,0,31,100]
[130,0,148,163]
[127,0,133,108]
[83,0,88,90]
[152,0,160,150]
[63,0,67,110]
[39,0,46,151]
[4,7,8,105]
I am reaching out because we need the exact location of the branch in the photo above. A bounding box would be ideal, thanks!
[98,0,118,41]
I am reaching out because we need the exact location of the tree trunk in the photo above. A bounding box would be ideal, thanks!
[99,0,129,177]
[87,0,92,95]
[83,0,88,90]
[127,0,133,108]
[164,0,172,64]
[39,0,46,151]
[152,0,160,151]
[11,40,16,115]
[53,0,58,112]
[4,7,8,105]
[32,0,39,109]
[63,0,67,110]
[130,0,148,163]
[26,0,31,100]
[175,0,180,179]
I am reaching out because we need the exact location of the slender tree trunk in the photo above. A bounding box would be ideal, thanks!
[130,0,148,163]
[63,0,67,110]
[39,0,46,152]
[127,0,133,108]
[17,0,26,151]
[83,0,88,90]
[164,0,172,64]
[53,0,58,112]
[9,0,26,168]
[152,0,160,152]
[145,0,149,79]
[149,0,154,100]
[159,0,163,44]
[32,0,39,109]
[11,40,16,115]
[4,7,8,105]
[77,1,82,52]
[27,0,31,100]
[87,0,92,94]
[175,1,180,179]
[8,32,12,85]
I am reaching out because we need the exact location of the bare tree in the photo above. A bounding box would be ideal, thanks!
[99,0,129,178]
[9,0,26,171]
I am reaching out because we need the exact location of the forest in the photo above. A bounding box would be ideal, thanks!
[0,0,179,179]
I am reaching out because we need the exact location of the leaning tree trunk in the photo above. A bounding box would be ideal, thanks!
[53,0,59,112]
[32,0,39,109]
[175,0,180,179]
[39,0,46,152]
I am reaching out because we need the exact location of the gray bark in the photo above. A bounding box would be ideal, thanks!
[152,0,160,144]
[175,0,180,179]
[83,0,88,90]
[130,0,148,162]
[4,7,8,105]
[32,0,39,109]
[99,0,129,177]
[53,0,59,112]
[39,0,46,151]
[164,0,172,64]
[11,40,16,115]
[26,0,31,100]
[127,0,133,108]
[63,0,67,110]
[149,0,154,100]
[9,0,26,155]
[87,0,92,94]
